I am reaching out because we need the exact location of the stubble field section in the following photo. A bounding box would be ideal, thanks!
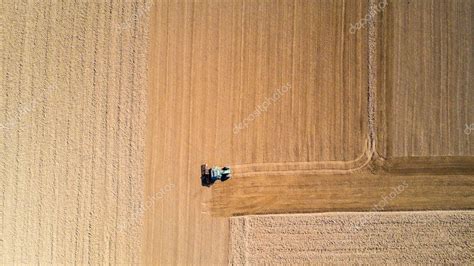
[2,1,149,264]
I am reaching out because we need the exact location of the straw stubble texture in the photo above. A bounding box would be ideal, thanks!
[230,211,474,264]
[1,1,150,264]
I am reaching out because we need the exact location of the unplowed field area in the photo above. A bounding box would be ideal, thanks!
[230,211,473,264]
[2,1,149,264]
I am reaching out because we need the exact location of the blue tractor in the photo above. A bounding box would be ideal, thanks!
[201,164,232,187]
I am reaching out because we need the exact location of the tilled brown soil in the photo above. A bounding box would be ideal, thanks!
[144,0,369,264]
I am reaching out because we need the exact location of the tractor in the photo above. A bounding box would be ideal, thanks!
[201,164,232,187]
